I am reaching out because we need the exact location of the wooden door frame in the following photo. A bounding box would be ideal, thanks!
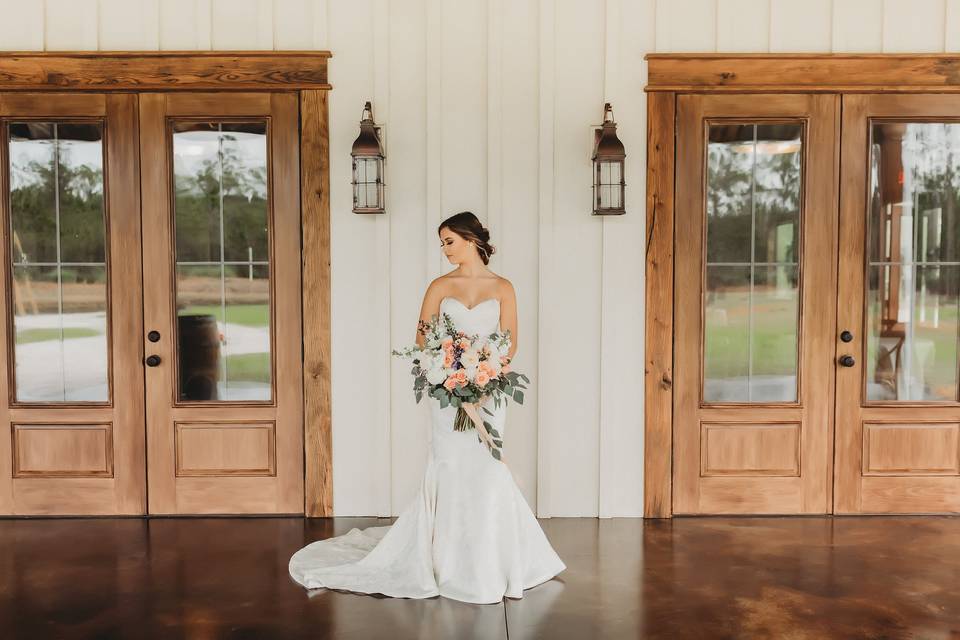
[643,53,960,518]
[0,51,334,516]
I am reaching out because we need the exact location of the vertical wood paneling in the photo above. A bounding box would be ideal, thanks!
[717,0,770,52]
[426,0,444,276]
[500,0,540,508]
[275,0,316,49]
[832,0,883,52]
[45,0,98,50]
[440,0,487,221]
[370,0,394,513]
[883,0,946,52]
[326,0,388,516]
[948,0,960,50]
[211,0,272,50]
[536,0,557,517]
[547,0,604,517]
[598,0,654,518]
[160,0,211,50]
[99,0,159,50]
[770,0,832,52]
[313,0,330,48]
[0,1,44,50]
[388,0,429,513]
[655,0,717,52]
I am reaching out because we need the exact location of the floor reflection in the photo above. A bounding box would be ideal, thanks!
[1,516,958,639]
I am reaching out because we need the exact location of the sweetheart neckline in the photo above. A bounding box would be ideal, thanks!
[440,296,500,312]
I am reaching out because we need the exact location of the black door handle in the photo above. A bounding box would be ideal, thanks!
[147,330,161,342]
[839,355,855,367]
[146,355,162,367]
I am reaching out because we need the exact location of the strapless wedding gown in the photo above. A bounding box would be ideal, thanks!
[289,296,566,604]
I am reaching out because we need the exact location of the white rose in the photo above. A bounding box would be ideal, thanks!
[461,348,480,368]
[426,366,447,385]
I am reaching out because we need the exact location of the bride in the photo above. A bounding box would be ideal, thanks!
[289,211,566,604]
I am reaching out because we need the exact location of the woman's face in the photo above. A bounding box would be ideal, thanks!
[439,227,473,264]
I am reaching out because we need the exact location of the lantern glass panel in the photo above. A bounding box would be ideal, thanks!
[353,157,382,210]
[596,159,623,210]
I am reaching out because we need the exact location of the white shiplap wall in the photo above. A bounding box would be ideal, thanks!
[1,0,957,517]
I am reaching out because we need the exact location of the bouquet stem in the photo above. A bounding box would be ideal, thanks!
[453,406,474,431]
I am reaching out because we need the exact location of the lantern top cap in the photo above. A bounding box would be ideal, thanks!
[352,100,384,157]
[593,102,625,160]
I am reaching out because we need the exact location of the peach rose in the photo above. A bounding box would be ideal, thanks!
[443,352,455,368]
[457,338,471,350]
[502,363,511,374]
[443,376,458,390]
[476,370,490,387]
[441,337,454,350]
[454,370,468,385]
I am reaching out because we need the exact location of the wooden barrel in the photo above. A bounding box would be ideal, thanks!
[177,314,221,401]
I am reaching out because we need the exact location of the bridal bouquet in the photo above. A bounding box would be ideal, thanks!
[391,312,529,461]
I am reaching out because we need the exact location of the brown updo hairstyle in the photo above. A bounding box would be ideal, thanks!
[438,211,497,265]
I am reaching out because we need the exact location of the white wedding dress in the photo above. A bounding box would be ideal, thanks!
[289,296,566,604]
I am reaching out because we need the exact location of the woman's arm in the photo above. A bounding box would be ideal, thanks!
[415,278,445,348]
[499,280,518,361]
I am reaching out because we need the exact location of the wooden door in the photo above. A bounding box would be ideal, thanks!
[836,94,960,514]
[673,94,839,514]
[140,93,304,514]
[0,94,145,515]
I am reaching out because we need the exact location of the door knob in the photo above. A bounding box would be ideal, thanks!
[840,330,853,343]
[146,355,162,367]
[147,330,161,342]
[838,355,856,367]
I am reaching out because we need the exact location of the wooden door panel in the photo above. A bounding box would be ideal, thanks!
[835,94,960,514]
[140,92,303,515]
[674,93,839,514]
[0,94,145,515]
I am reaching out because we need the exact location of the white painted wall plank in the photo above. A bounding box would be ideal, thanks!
[100,0,160,50]
[547,0,604,517]
[439,0,487,221]
[499,0,540,509]
[159,0,212,49]
[275,0,316,49]
[388,0,430,515]
[717,0,770,52]
[45,0,98,50]
[655,0,716,52]
[0,0,43,50]
[948,0,960,50]
[883,0,946,52]
[770,0,832,52]
[211,0,270,50]
[598,0,653,518]
[832,0,883,52]
[326,0,388,516]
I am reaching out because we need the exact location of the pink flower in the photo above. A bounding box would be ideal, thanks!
[443,352,454,368]
[443,376,457,391]
[457,338,471,350]
[441,337,454,350]
[454,370,467,385]
[476,370,490,387]
[502,363,511,374]
[499,355,509,365]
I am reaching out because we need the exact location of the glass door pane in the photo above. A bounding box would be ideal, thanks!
[865,122,960,402]
[171,121,272,402]
[704,123,803,403]
[7,122,109,402]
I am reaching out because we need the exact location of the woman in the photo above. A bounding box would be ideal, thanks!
[289,211,566,604]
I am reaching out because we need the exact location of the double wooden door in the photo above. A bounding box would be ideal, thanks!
[0,92,303,515]
[674,93,960,514]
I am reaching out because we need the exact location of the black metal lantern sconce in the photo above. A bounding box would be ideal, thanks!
[592,103,626,215]
[351,101,385,214]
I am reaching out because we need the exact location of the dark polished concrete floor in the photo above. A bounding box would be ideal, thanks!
[1,516,958,639]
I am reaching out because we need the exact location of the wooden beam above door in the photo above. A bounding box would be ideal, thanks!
[646,54,960,94]
[0,51,331,92]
